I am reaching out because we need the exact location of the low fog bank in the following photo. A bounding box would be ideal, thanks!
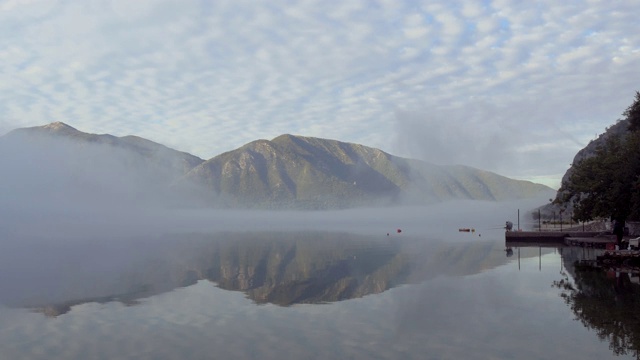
[0,130,548,240]
[1,196,546,241]
[166,197,544,239]
[0,209,524,310]
[0,193,547,310]
[1,131,194,204]
[0,130,202,239]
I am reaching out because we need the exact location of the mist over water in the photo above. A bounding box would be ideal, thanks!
[0,129,548,309]
[0,127,547,239]
[1,198,542,240]
[2,140,624,360]
[0,191,545,311]
[0,130,560,359]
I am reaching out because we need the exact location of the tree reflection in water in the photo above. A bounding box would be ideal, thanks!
[554,263,640,357]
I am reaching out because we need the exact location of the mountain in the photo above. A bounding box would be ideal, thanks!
[0,122,203,211]
[559,119,629,191]
[3,122,204,179]
[0,122,553,210]
[180,134,555,209]
[539,119,630,218]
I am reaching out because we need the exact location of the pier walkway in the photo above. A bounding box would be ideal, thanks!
[505,231,615,247]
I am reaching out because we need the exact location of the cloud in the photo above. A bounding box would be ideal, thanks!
[0,0,638,187]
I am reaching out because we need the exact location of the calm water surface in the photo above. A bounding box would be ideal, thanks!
[0,229,638,359]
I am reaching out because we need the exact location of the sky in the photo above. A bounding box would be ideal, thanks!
[0,0,638,189]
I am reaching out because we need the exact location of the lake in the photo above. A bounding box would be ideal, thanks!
[0,204,638,359]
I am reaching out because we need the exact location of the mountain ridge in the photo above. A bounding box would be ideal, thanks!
[180,131,554,209]
[6,121,205,170]
[1,122,554,210]
[538,119,631,218]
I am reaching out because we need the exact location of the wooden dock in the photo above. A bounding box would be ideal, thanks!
[506,231,603,242]
[505,231,615,247]
[506,231,640,270]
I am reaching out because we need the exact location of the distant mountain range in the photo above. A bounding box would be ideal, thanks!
[0,122,554,210]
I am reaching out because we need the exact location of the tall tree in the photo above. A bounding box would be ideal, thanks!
[626,91,640,132]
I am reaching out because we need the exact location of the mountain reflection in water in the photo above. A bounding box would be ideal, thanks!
[4,231,640,359]
[0,231,511,317]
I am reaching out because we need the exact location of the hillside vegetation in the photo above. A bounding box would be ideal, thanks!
[0,122,554,210]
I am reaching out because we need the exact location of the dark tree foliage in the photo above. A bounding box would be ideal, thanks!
[626,91,640,132]
[560,92,640,222]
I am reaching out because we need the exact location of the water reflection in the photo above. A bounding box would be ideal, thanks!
[509,241,640,358]
[0,231,512,317]
[191,232,410,306]
[555,257,640,357]
[3,232,639,359]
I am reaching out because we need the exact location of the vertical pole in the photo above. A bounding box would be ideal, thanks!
[539,209,541,232]
[518,209,520,231]
[569,212,572,228]
[518,247,521,270]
